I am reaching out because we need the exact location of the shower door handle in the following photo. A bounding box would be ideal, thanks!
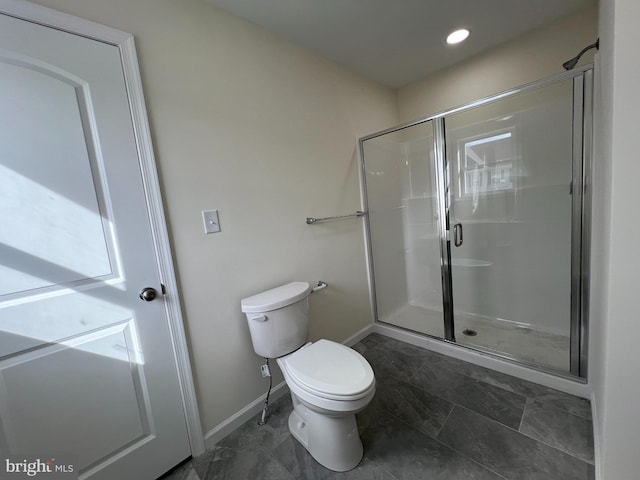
[453,223,463,247]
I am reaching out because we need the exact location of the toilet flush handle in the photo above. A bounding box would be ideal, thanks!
[311,281,328,293]
[251,314,268,322]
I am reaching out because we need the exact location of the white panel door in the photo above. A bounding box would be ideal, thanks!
[0,10,190,480]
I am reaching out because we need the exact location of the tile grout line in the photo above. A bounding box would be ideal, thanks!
[431,406,510,480]
[379,402,508,480]
[379,330,593,419]
[468,378,593,421]
[380,338,591,427]
[449,403,554,439]
[517,397,530,432]
[518,399,595,465]
[434,402,456,438]
[372,341,541,440]
[443,404,595,473]
[367,338,595,467]
[364,456,402,480]
[371,360,479,441]
[415,368,529,431]
[368,366,526,480]
[517,427,595,466]
[433,442,510,480]
[528,397,594,421]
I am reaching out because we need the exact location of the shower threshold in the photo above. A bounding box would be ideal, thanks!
[379,303,570,373]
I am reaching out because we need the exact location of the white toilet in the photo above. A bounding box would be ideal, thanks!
[241,281,375,472]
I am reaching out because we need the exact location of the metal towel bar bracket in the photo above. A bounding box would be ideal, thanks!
[305,211,367,225]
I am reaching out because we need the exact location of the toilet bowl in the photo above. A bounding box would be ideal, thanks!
[241,282,375,472]
[277,340,375,471]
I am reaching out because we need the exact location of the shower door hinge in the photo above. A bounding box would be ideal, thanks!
[161,283,166,295]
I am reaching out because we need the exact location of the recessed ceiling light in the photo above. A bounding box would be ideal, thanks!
[446,29,470,45]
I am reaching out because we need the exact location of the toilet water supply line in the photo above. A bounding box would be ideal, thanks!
[257,281,328,426]
[257,358,272,426]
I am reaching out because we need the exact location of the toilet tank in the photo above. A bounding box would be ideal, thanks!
[241,282,311,358]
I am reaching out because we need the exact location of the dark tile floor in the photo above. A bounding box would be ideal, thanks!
[161,333,595,480]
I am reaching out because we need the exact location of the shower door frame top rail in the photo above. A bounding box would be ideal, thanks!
[358,65,593,381]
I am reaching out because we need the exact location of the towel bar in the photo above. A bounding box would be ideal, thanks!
[305,211,367,225]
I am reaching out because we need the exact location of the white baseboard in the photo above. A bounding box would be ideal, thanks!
[373,323,592,399]
[203,324,373,449]
[342,324,374,347]
[203,380,289,449]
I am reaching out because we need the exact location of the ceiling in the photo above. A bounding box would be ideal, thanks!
[205,0,596,88]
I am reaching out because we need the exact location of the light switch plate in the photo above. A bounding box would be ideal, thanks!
[202,210,221,234]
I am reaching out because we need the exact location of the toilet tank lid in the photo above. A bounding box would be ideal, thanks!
[241,282,310,313]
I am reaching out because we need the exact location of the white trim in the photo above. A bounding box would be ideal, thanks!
[591,392,602,479]
[0,0,128,44]
[0,0,205,456]
[122,42,206,458]
[118,29,206,457]
[374,323,592,399]
[342,324,374,347]
[204,381,290,449]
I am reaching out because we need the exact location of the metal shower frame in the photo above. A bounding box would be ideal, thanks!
[358,65,593,380]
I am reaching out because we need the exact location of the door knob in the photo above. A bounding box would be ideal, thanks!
[139,287,158,302]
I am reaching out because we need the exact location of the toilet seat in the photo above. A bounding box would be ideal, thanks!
[280,340,375,401]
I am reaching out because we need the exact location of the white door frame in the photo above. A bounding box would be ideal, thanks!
[0,0,206,457]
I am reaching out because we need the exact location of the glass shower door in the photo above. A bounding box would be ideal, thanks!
[360,68,591,378]
[361,121,445,338]
[444,79,578,373]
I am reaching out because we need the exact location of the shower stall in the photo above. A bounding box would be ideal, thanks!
[359,67,592,378]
